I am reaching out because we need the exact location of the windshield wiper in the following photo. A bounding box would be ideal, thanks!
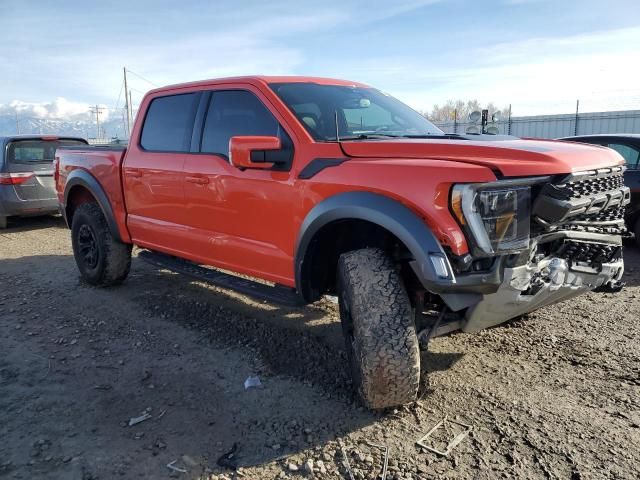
[400,134,462,139]
[340,133,401,141]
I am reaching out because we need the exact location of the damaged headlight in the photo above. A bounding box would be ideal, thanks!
[451,184,531,255]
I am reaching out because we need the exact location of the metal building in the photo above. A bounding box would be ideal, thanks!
[435,109,640,139]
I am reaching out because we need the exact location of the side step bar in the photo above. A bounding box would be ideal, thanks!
[137,250,305,307]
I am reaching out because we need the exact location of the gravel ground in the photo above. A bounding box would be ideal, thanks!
[0,216,639,480]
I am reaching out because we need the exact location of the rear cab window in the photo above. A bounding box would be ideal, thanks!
[140,93,200,152]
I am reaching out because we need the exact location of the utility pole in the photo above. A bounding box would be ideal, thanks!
[574,99,580,136]
[89,105,105,140]
[123,67,133,137]
[129,90,134,126]
[15,111,20,134]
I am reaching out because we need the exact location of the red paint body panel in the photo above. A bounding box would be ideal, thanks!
[340,138,624,177]
[56,148,131,243]
[55,75,625,288]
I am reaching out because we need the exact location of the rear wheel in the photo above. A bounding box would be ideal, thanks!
[337,248,420,409]
[71,203,131,286]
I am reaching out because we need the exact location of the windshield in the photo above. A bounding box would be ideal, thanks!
[7,139,87,163]
[270,83,443,141]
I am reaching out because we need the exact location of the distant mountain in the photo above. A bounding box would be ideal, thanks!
[0,114,128,140]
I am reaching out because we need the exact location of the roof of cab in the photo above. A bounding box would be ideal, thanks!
[147,75,370,96]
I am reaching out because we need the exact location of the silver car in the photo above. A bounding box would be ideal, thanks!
[0,135,87,228]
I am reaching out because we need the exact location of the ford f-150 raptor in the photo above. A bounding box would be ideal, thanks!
[55,76,629,409]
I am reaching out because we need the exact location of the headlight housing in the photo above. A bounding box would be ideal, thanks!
[451,184,531,255]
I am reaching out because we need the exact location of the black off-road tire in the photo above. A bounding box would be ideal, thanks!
[0,216,7,229]
[337,248,420,409]
[71,202,131,286]
[635,217,640,249]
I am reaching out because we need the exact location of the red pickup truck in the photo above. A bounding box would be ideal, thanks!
[56,76,629,409]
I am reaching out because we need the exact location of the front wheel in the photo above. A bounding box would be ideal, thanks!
[337,248,420,409]
[71,203,131,286]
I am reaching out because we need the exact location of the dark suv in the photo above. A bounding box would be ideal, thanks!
[0,135,87,228]
[558,134,640,245]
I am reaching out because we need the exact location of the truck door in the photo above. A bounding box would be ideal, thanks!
[123,92,200,250]
[182,88,298,286]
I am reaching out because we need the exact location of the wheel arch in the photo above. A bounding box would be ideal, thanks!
[294,191,455,302]
[63,170,122,242]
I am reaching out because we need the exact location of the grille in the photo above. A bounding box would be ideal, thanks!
[555,240,621,265]
[533,168,629,233]
[557,172,625,200]
[572,206,626,223]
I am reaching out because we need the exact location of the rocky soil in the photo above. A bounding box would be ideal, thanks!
[1,216,639,479]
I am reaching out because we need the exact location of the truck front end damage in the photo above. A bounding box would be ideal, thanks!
[440,166,629,332]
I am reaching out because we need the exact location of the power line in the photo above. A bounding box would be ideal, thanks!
[129,87,148,96]
[125,69,159,87]
[113,79,124,111]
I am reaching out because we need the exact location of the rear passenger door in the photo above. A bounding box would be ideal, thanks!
[182,88,298,285]
[123,92,200,251]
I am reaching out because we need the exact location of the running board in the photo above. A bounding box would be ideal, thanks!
[137,250,304,307]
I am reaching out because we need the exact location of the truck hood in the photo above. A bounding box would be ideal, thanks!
[340,138,624,177]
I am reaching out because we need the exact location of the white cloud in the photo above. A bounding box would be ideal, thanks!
[0,0,444,107]
[2,1,638,119]
[333,27,640,115]
[1,98,109,121]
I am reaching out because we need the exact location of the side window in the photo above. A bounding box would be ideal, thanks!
[201,90,280,158]
[607,143,640,169]
[140,93,199,152]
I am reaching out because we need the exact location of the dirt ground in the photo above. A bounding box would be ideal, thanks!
[1,216,639,480]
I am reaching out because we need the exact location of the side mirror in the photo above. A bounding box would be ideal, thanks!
[229,136,281,170]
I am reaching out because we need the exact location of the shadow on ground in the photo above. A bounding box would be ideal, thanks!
[0,253,467,478]
[0,214,65,233]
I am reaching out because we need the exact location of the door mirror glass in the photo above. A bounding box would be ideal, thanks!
[229,136,281,170]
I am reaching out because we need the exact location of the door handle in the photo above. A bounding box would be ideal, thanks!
[128,169,143,178]
[186,175,209,185]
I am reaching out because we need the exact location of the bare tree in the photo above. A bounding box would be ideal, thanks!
[427,100,508,123]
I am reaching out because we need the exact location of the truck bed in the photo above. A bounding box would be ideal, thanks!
[55,144,130,242]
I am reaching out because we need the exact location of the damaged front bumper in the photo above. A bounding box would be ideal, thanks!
[461,255,624,332]
[443,166,629,333]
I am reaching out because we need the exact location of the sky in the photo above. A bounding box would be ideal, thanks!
[1,0,639,123]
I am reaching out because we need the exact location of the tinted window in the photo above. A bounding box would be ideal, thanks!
[8,139,86,163]
[140,93,199,152]
[201,90,280,157]
[607,143,640,169]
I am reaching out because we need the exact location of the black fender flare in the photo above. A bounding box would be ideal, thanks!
[63,169,122,242]
[294,191,456,301]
